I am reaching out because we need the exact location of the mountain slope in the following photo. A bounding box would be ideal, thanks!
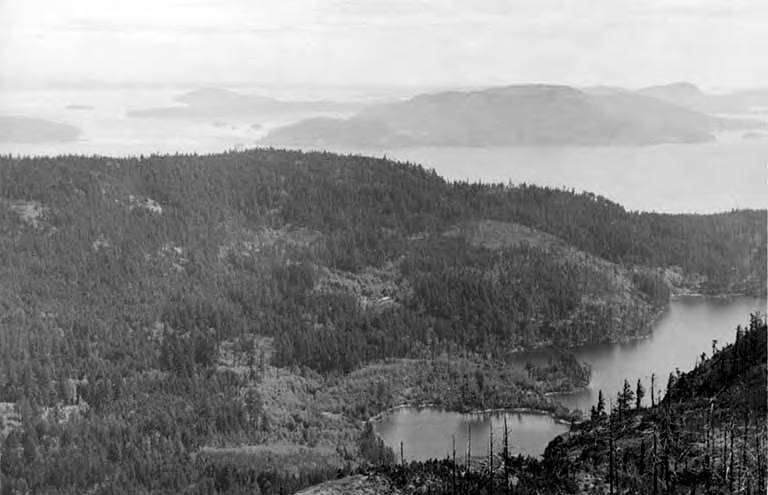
[315,316,767,495]
[0,149,764,494]
[557,314,768,494]
[262,84,732,147]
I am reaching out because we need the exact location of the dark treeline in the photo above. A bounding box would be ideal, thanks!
[454,182,765,294]
[0,149,765,493]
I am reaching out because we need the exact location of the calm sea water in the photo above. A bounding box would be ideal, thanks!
[374,296,766,461]
[335,141,768,213]
[0,87,358,157]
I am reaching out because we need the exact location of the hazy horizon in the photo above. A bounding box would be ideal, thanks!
[2,0,768,92]
[2,1,766,216]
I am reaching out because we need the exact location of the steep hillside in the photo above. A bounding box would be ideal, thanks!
[0,149,764,493]
[262,84,737,147]
[556,314,767,494]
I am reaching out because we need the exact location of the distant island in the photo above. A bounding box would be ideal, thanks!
[262,84,763,148]
[126,87,363,120]
[0,116,81,143]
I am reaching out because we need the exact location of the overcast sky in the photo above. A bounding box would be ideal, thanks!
[1,0,767,91]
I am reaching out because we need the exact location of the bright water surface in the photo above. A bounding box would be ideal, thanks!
[552,295,766,412]
[374,296,766,461]
[373,408,570,462]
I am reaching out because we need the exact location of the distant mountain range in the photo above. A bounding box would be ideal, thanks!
[262,84,766,147]
[0,116,81,143]
[126,87,363,120]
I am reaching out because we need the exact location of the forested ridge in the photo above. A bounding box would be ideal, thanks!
[0,148,764,493]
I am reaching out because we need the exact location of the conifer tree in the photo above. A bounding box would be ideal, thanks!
[609,407,615,495]
[617,379,634,420]
[596,390,606,418]
[636,379,645,409]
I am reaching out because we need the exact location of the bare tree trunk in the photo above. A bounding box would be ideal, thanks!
[705,404,712,490]
[722,427,727,482]
[653,429,658,495]
[489,423,494,495]
[503,415,509,495]
[729,426,735,492]
[467,424,471,467]
[740,412,748,493]
[452,434,457,495]
[663,416,671,495]
[756,430,763,495]
[609,412,615,495]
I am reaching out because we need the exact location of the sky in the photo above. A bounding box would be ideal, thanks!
[1,0,767,92]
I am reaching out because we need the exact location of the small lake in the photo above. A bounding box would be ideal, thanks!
[374,296,765,461]
[373,408,570,462]
[552,295,766,412]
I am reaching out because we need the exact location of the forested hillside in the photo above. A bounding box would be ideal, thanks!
[0,148,764,493]
[556,313,768,494]
[309,315,767,494]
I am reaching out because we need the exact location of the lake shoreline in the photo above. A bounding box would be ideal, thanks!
[539,289,762,360]
[369,403,575,426]
[370,404,573,461]
[371,296,765,464]
[547,294,766,413]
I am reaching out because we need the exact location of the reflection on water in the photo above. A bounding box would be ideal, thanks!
[373,408,570,462]
[373,297,765,462]
[552,296,766,412]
